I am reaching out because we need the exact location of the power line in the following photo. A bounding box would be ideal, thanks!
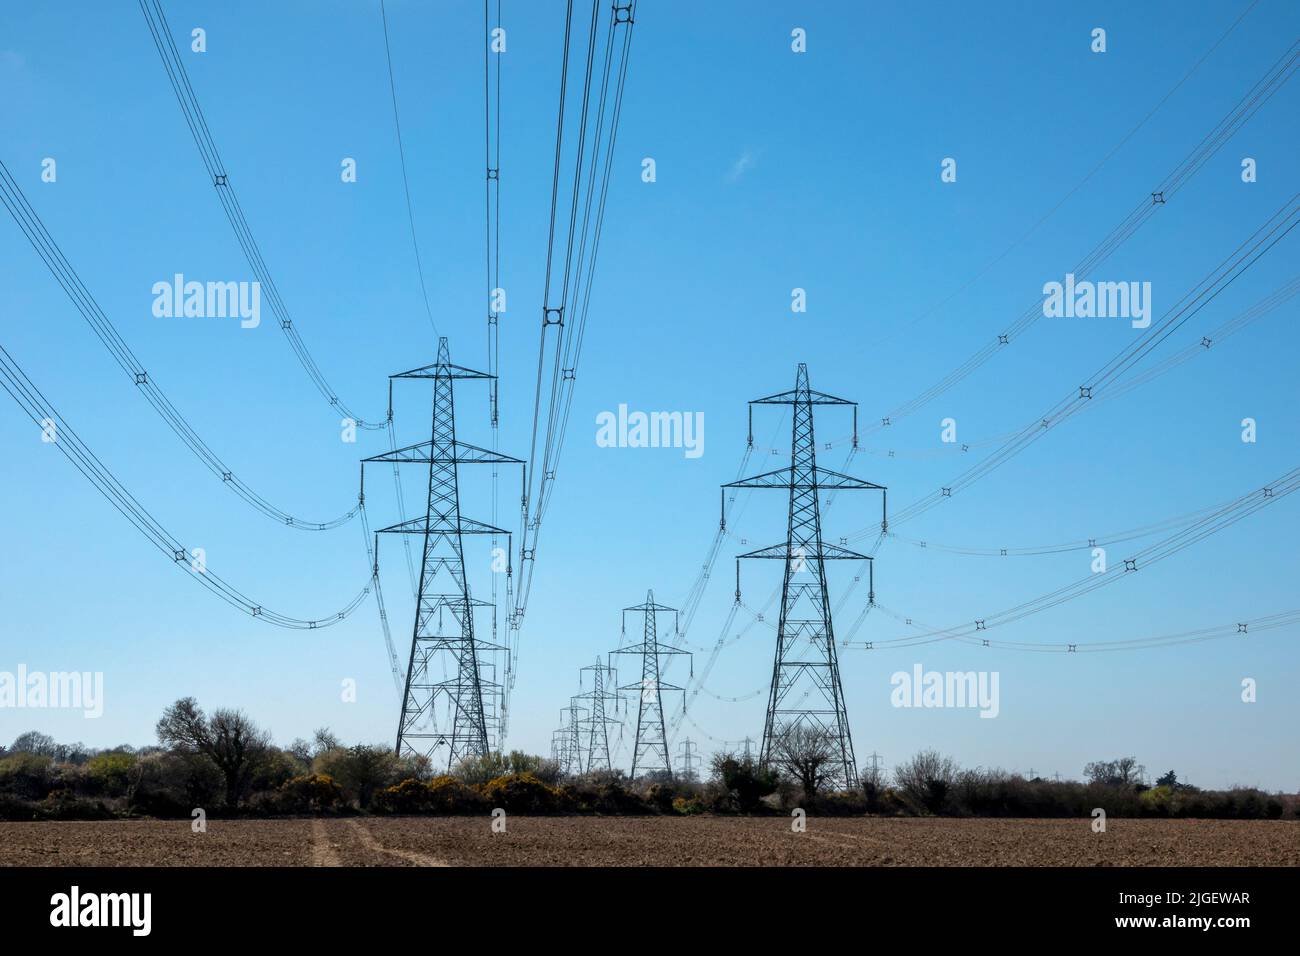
[512,0,636,641]
[0,343,370,629]
[138,0,387,429]
[379,0,441,338]
[879,192,1300,530]
[0,158,360,532]
[861,38,1299,438]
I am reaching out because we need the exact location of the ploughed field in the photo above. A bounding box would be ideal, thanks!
[2,817,1297,866]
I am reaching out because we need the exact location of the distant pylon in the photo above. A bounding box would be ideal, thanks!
[574,657,620,774]
[364,337,523,768]
[725,363,887,790]
[613,591,692,779]
[562,702,587,777]
[676,738,700,780]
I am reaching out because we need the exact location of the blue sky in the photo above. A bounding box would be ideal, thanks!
[2,0,1298,789]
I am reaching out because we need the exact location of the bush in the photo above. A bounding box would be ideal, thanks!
[374,776,486,815]
[84,751,139,799]
[34,789,116,821]
[279,774,344,813]
[672,795,707,815]
[711,753,779,813]
[482,773,561,814]
[894,750,959,815]
[314,744,402,809]
[427,776,487,814]
[0,753,54,799]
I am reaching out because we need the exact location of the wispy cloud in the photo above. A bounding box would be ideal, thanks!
[725,149,756,183]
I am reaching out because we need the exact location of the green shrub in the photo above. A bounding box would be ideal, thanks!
[84,751,139,798]
[0,753,54,799]
[711,754,779,813]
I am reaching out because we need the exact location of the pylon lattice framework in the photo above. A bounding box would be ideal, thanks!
[574,658,620,775]
[613,591,692,779]
[724,363,887,790]
[365,337,523,768]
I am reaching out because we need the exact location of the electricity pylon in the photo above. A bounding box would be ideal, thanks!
[574,657,620,775]
[613,591,692,779]
[560,702,588,777]
[676,738,700,780]
[364,337,523,768]
[724,363,886,790]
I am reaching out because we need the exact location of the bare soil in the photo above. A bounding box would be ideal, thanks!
[1,816,1295,867]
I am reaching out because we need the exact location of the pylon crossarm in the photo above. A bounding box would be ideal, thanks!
[749,387,856,406]
[724,466,796,489]
[376,515,511,536]
[363,438,523,465]
[737,542,874,561]
[808,467,886,490]
[391,362,496,380]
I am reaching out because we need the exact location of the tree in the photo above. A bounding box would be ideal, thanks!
[769,725,839,799]
[9,731,57,756]
[155,697,270,808]
[710,752,778,812]
[894,749,959,814]
[1084,757,1146,788]
[859,760,886,808]
[315,744,399,809]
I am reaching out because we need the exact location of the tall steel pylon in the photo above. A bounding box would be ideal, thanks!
[724,363,886,790]
[574,657,620,775]
[613,592,692,779]
[558,702,587,777]
[364,337,523,768]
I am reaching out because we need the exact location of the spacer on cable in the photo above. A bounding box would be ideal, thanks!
[975,620,986,630]
[1201,337,1212,349]
[998,334,1009,345]
[487,167,499,181]
[982,639,989,647]
[1068,644,1077,652]
[135,372,148,385]
[214,173,228,187]
[613,3,634,24]
[173,549,186,562]
[1080,386,1092,399]
[1238,623,1247,633]
[222,472,233,482]
[1124,559,1137,571]
[941,487,951,497]
[543,306,564,326]
[1151,191,1165,205]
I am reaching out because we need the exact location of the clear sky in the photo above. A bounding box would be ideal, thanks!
[2,0,1298,790]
